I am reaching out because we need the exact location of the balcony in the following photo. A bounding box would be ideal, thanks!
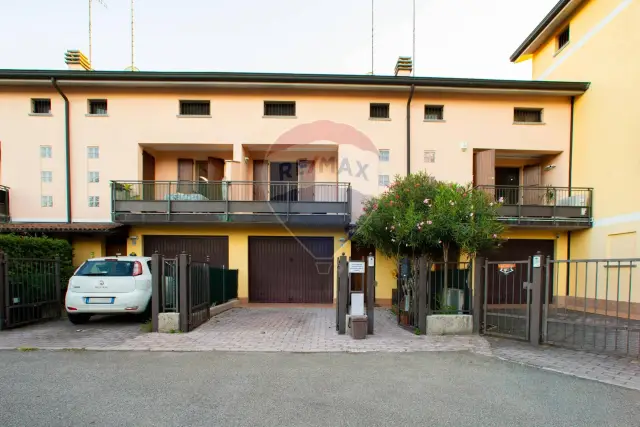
[476,185,593,229]
[111,181,351,226]
[0,185,9,223]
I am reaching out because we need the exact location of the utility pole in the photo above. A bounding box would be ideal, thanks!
[88,0,108,66]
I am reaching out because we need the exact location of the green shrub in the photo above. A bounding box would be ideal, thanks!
[0,234,74,288]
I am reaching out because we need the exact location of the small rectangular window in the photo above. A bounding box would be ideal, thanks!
[370,103,390,119]
[514,108,543,123]
[424,105,444,121]
[31,99,51,114]
[378,149,390,162]
[88,99,108,115]
[41,171,52,183]
[87,146,100,159]
[41,195,53,208]
[88,196,100,207]
[179,100,211,116]
[264,101,296,117]
[40,145,52,159]
[378,175,390,187]
[88,171,100,183]
[557,26,570,51]
[424,150,436,163]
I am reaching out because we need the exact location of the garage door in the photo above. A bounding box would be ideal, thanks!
[143,236,229,268]
[249,236,334,303]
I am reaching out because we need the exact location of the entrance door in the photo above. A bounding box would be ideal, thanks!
[474,149,495,198]
[270,162,298,201]
[495,167,520,205]
[248,236,334,303]
[142,151,156,200]
[523,165,542,205]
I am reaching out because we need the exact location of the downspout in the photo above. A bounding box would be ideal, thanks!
[406,84,415,175]
[51,78,72,224]
[566,95,575,294]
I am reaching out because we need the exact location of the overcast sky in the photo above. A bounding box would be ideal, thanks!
[0,0,556,79]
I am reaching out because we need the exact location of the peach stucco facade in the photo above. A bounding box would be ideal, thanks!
[0,85,575,223]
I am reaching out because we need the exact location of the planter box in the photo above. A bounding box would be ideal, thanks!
[426,314,473,335]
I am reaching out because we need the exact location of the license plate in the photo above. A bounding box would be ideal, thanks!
[85,297,115,304]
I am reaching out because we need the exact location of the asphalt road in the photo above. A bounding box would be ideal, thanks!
[0,350,638,427]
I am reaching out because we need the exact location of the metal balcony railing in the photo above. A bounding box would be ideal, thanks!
[0,185,10,223]
[475,185,593,227]
[111,180,351,225]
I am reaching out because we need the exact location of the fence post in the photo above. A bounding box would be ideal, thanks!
[338,254,348,334]
[178,252,190,333]
[417,256,428,334]
[54,255,61,318]
[0,252,6,330]
[529,251,544,346]
[366,252,375,334]
[204,256,211,321]
[473,257,485,334]
[151,253,163,333]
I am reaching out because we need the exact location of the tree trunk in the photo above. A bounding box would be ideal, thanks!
[442,243,450,304]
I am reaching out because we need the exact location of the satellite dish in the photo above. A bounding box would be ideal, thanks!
[123,66,140,72]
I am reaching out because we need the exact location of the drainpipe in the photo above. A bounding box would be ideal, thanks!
[406,84,415,175]
[51,78,72,224]
[566,95,575,294]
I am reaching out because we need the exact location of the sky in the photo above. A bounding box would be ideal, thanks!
[0,0,557,79]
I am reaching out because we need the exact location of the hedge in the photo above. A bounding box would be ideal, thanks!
[0,234,75,285]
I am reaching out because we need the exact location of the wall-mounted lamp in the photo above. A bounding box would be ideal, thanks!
[543,164,556,172]
[460,141,468,152]
[130,235,138,246]
[244,156,249,164]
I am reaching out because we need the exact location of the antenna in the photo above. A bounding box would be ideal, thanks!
[130,0,135,71]
[371,0,374,75]
[88,0,108,66]
[412,0,416,76]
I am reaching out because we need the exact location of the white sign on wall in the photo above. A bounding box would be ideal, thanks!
[367,256,375,267]
[348,261,365,274]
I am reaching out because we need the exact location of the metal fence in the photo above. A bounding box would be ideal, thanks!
[162,258,178,312]
[0,254,61,329]
[544,258,640,358]
[483,259,531,341]
[185,259,210,332]
[209,267,238,306]
[429,261,472,315]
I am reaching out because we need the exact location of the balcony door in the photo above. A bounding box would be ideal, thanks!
[495,167,520,205]
[522,165,542,205]
[142,151,156,200]
[474,149,495,198]
[298,159,315,202]
[270,162,298,201]
[177,158,194,194]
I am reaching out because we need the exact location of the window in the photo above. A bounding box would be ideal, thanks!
[88,171,100,183]
[424,150,436,163]
[88,196,100,207]
[424,105,444,121]
[40,145,52,159]
[31,98,51,114]
[514,108,543,123]
[370,103,390,119]
[87,146,99,159]
[378,175,390,187]
[88,99,108,115]
[41,196,53,207]
[379,149,390,162]
[75,260,136,277]
[557,26,570,51]
[264,101,296,117]
[179,100,211,116]
[41,171,52,183]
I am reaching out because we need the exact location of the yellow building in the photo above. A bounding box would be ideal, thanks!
[0,54,591,305]
[511,0,640,310]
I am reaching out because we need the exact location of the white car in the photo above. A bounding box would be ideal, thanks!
[65,256,153,325]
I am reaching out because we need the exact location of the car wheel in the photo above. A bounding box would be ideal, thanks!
[68,313,91,325]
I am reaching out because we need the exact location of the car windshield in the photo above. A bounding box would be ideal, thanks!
[75,260,135,277]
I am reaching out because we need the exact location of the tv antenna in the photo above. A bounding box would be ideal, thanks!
[88,0,108,66]
[130,0,136,71]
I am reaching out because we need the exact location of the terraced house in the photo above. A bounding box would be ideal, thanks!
[0,52,591,306]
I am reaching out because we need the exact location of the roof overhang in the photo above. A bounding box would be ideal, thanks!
[0,70,589,96]
[510,0,586,63]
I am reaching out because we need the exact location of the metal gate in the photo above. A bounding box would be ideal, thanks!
[483,258,531,340]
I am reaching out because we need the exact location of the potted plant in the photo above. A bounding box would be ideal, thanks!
[543,185,555,205]
[114,183,137,200]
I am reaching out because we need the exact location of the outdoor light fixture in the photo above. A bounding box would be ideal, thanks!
[544,164,556,171]
[460,141,468,152]
[130,235,138,246]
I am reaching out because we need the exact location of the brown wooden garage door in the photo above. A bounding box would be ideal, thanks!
[249,236,334,303]
[143,235,229,268]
